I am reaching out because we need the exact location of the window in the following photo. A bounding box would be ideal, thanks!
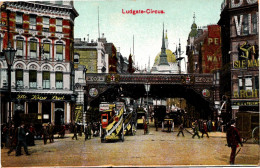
[238,76,243,91]
[29,70,37,88]
[74,53,79,63]
[29,15,36,30]
[56,18,62,32]
[55,1,63,5]
[245,76,252,90]
[255,76,259,90]
[16,69,23,87]
[56,42,63,61]
[30,39,37,59]
[43,17,50,32]
[16,37,23,57]
[252,13,257,34]
[16,13,23,28]
[43,41,50,60]
[242,14,249,35]
[56,72,63,89]
[0,34,3,56]
[42,71,50,89]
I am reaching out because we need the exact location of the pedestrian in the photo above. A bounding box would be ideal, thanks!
[72,124,78,140]
[207,120,212,132]
[226,119,243,165]
[212,120,216,132]
[84,124,88,141]
[42,124,49,145]
[7,124,18,155]
[48,122,54,143]
[88,123,92,139]
[155,118,158,131]
[58,125,66,138]
[16,122,30,156]
[201,122,209,138]
[177,123,184,137]
[28,124,36,146]
[143,117,147,134]
[192,121,200,139]
[167,120,171,132]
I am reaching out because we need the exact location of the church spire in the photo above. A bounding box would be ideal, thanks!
[193,12,196,23]
[159,23,169,66]
[165,29,168,49]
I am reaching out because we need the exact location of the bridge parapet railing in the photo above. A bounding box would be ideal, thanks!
[86,73,213,85]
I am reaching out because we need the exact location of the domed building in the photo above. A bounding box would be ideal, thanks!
[151,27,179,74]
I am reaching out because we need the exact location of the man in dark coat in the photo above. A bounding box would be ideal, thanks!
[16,123,30,156]
[201,122,209,138]
[7,124,18,155]
[72,124,78,140]
[226,119,243,164]
[177,123,184,137]
[192,121,200,139]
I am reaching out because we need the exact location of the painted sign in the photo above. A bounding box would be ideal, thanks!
[15,94,70,101]
[75,104,83,123]
[233,89,258,99]
[203,25,222,73]
[233,42,259,68]
[232,101,259,106]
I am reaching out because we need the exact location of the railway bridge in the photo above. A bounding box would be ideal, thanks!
[84,73,221,119]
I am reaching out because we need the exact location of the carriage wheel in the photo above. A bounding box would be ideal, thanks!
[131,124,136,136]
[252,127,259,144]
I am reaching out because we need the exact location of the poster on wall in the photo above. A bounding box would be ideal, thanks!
[1,0,259,167]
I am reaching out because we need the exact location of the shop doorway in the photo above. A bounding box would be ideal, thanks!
[55,109,64,125]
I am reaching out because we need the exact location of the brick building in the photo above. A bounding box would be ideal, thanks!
[218,0,258,123]
[0,1,78,125]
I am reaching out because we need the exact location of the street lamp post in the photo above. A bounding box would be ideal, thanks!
[144,83,150,132]
[4,42,17,123]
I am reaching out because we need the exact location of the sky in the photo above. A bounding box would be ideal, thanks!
[74,0,223,72]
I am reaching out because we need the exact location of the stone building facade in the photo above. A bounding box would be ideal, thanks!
[0,1,78,125]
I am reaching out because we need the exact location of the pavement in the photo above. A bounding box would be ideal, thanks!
[1,126,259,167]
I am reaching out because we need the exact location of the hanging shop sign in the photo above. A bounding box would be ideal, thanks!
[14,93,71,101]
[89,88,98,97]
[75,104,83,123]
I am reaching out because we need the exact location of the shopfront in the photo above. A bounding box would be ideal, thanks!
[12,93,73,125]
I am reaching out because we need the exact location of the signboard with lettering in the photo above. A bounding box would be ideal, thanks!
[13,93,71,101]
[75,104,83,123]
[233,42,259,69]
[203,25,222,73]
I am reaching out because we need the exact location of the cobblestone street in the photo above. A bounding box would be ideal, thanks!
[1,126,259,167]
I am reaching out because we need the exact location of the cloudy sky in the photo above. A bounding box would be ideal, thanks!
[74,0,223,72]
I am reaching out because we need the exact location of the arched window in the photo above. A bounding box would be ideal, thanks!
[43,71,50,89]
[29,39,38,59]
[56,41,63,61]
[16,37,24,57]
[56,72,63,89]
[43,40,51,60]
